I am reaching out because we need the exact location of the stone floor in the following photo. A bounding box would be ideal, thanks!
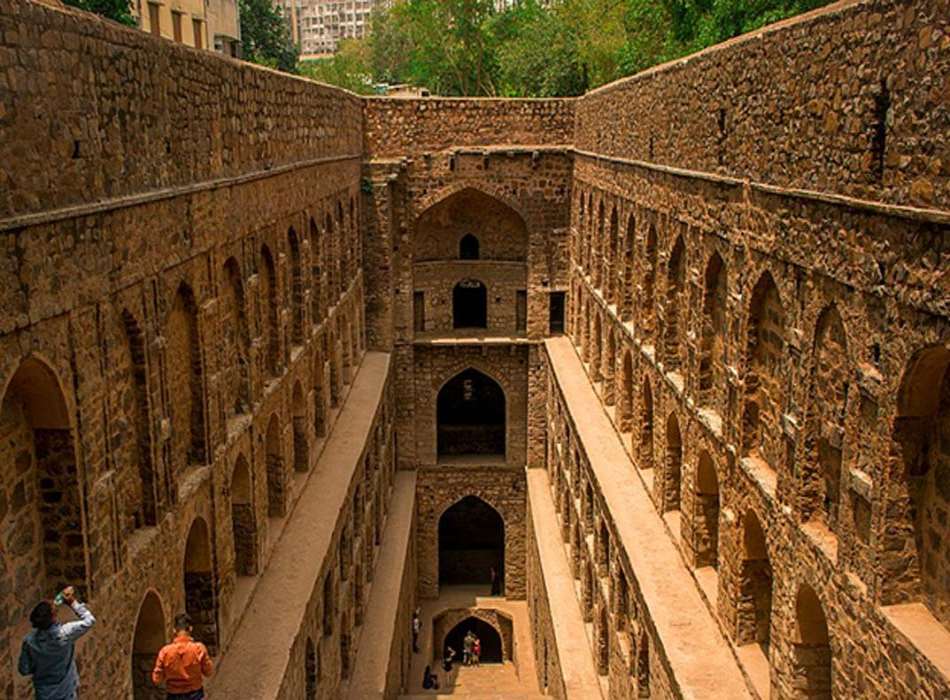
[403,586,544,698]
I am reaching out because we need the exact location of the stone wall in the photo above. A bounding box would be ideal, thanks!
[575,0,950,209]
[0,0,362,220]
[565,127,949,699]
[363,98,574,158]
[0,1,379,696]
[415,467,527,600]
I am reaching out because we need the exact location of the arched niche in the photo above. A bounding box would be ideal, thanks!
[438,496,505,591]
[131,591,166,700]
[414,187,528,263]
[183,517,218,653]
[437,368,506,461]
[442,616,504,664]
[0,356,86,622]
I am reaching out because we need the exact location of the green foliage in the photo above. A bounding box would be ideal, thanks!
[240,0,299,73]
[299,40,374,94]
[298,0,832,96]
[63,0,135,26]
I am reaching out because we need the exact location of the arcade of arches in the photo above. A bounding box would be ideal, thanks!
[1,1,948,699]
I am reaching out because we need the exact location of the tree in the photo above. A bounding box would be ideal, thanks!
[63,0,135,26]
[240,0,299,73]
[300,40,374,94]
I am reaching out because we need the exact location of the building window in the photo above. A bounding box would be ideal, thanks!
[172,11,183,42]
[459,233,479,260]
[148,2,161,36]
[413,291,425,333]
[192,18,203,49]
[549,291,565,334]
[516,290,527,332]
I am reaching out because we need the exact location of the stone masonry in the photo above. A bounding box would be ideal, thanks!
[0,0,947,698]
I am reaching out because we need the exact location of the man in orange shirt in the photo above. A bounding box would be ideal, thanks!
[152,614,214,699]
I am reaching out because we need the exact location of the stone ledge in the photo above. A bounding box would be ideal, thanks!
[209,352,392,698]
[544,336,753,700]
[526,468,605,699]
[346,470,417,699]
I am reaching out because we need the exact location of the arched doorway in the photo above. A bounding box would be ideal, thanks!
[459,234,480,260]
[694,452,720,569]
[738,511,772,652]
[443,617,503,664]
[453,279,488,329]
[231,455,257,576]
[885,345,949,626]
[131,592,166,700]
[792,584,832,699]
[184,517,218,653]
[437,369,505,460]
[438,496,504,592]
[1,356,86,623]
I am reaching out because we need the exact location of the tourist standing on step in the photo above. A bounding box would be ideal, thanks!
[472,636,481,667]
[443,645,456,672]
[463,631,475,666]
[18,586,96,700]
[152,614,213,700]
[412,608,421,653]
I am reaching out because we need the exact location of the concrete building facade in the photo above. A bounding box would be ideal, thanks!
[282,0,383,58]
[0,0,947,698]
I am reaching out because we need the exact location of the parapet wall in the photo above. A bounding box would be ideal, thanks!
[575,0,950,209]
[363,97,575,157]
[0,0,362,219]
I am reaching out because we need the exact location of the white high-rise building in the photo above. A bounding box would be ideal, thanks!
[281,0,387,57]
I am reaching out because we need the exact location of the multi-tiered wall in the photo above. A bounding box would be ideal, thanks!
[0,0,947,698]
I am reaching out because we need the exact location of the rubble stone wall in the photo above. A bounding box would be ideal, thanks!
[575,0,950,209]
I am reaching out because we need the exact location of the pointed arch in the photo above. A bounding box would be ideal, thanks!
[664,413,682,512]
[309,216,322,324]
[619,350,634,433]
[698,251,727,408]
[437,368,506,460]
[792,584,832,699]
[639,378,655,470]
[737,510,772,649]
[663,234,686,371]
[642,222,658,336]
[742,271,785,465]
[184,517,218,653]
[604,326,617,405]
[803,305,849,530]
[292,382,308,473]
[1,356,86,621]
[621,213,636,322]
[265,413,285,517]
[119,309,157,527]
[312,346,327,438]
[231,453,257,576]
[438,495,505,589]
[607,205,619,304]
[166,283,205,469]
[260,244,280,377]
[883,345,950,625]
[131,591,166,700]
[288,227,304,345]
[693,451,720,568]
[223,258,251,418]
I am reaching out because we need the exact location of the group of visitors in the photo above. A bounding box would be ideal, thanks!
[18,587,213,700]
[462,630,482,667]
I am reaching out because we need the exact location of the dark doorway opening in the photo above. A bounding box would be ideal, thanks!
[439,496,504,590]
[460,234,480,260]
[549,291,566,334]
[437,369,505,459]
[453,279,487,329]
[443,617,503,664]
